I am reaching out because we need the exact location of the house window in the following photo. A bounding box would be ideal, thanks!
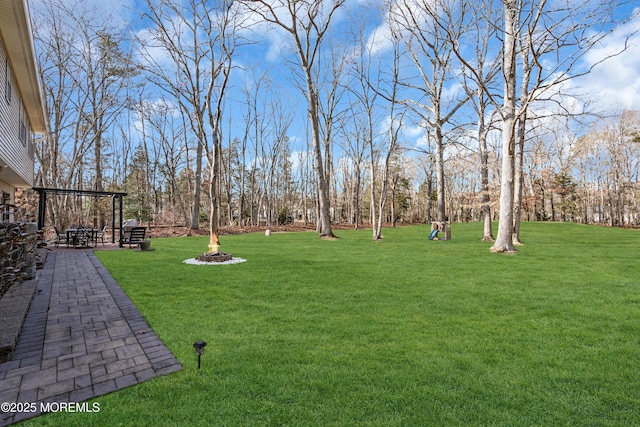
[1,192,11,222]
[19,103,26,146]
[5,59,11,105]
[19,118,26,145]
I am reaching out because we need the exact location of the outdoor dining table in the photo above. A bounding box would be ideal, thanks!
[65,228,97,248]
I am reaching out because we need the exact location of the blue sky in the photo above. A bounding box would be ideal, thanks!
[30,0,640,162]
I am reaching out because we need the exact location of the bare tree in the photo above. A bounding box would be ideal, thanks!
[438,0,501,240]
[346,18,409,239]
[237,70,267,226]
[318,41,350,227]
[33,0,136,229]
[82,31,138,227]
[140,0,242,251]
[344,20,380,234]
[135,98,191,226]
[374,44,404,240]
[257,98,294,226]
[427,0,636,250]
[572,111,640,226]
[389,0,471,224]
[510,0,636,244]
[241,0,346,238]
[490,0,519,253]
[336,98,367,229]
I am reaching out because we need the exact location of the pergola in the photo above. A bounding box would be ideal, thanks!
[33,187,128,247]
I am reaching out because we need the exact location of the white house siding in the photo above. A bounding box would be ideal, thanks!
[0,40,35,193]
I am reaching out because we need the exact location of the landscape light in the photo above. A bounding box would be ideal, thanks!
[193,340,207,369]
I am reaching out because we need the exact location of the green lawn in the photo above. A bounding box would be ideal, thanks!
[30,223,640,426]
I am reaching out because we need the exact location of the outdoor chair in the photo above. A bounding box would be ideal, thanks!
[127,226,147,248]
[95,225,108,246]
[53,226,68,248]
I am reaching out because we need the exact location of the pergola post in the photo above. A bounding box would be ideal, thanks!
[32,187,128,242]
[36,189,46,230]
[118,195,124,247]
[111,195,116,244]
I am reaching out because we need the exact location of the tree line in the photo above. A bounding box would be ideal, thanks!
[30,0,640,251]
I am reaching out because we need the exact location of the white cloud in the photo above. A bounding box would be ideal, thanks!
[134,27,174,69]
[579,9,640,111]
[366,20,395,56]
[264,28,291,62]
[404,124,424,138]
[366,0,441,57]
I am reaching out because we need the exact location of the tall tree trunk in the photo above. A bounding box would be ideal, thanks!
[94,129,104,228]
[426,173,433,222]
[191,142,202,229]
[239,145,246,226]
[435,127,446,223]
[512,112,526,245]
[479,111,494,241]
[353,165,360,230]
[491,0,518,253]
[540,185,546,221]
[370,142,379,239]
[307,83,334,238]
[208,134,221,250]
[513,37,532,244]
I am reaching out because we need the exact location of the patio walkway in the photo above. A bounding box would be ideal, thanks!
[0,249,182,426]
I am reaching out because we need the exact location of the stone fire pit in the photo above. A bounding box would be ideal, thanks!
[196,251,233,263]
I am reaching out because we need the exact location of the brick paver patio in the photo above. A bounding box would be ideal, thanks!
[0,250,182,425]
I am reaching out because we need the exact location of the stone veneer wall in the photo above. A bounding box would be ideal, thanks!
[0,222,37,300]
